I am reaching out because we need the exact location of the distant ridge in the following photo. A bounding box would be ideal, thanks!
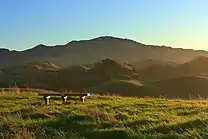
[2,36,207,52]
[1,36,208,69]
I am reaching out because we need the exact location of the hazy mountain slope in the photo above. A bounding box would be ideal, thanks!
[87,80,143,96]
[135,56,208,82]
[53,58,139,91]
[132,59,178,70]
[137,64,180,82]
[141,76,208,98]
[0,59,139,92]
[1,36,208,69]
[0,62,59,88]
[1,57,208,98]
[179,56,208,75]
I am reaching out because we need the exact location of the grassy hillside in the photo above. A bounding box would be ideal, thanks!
[1,92,208,139]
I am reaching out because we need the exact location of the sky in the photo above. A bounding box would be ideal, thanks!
[0,0,208,51]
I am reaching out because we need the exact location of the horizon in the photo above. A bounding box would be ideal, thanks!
[0,0,208,51]
[0,35,208,52]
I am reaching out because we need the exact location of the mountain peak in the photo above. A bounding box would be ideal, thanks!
[24,44,49,52]
[92,36,120,41]
[66,36,127,45]
[34,44,47,49]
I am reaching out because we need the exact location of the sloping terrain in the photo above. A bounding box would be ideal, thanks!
[1,36,208,69]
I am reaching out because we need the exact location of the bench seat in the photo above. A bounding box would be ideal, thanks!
[38,92,90,105]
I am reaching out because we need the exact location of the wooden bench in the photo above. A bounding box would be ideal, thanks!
[38,92,90,105]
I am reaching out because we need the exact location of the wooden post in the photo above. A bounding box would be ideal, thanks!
[61,95,68,104]
[80,96,85,102]
[44,96,50,105]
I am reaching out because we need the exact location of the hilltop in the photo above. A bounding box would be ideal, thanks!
[1,92,208,139]
[1,36,208,69]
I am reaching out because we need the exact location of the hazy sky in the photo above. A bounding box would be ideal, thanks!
[0,0,208,51]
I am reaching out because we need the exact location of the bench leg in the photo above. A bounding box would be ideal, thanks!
[80,96,85,102]
[44,96,50,105]
[61,96,68,104]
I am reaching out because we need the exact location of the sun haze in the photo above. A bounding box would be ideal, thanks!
[0,0,208,50]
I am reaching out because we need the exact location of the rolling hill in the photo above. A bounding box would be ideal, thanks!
[1,56,208,98]
[134,56,208,82]
[1,36,208,69]
[0,58,139,92]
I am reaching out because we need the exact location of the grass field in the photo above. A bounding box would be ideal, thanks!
[0,92,208,139]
